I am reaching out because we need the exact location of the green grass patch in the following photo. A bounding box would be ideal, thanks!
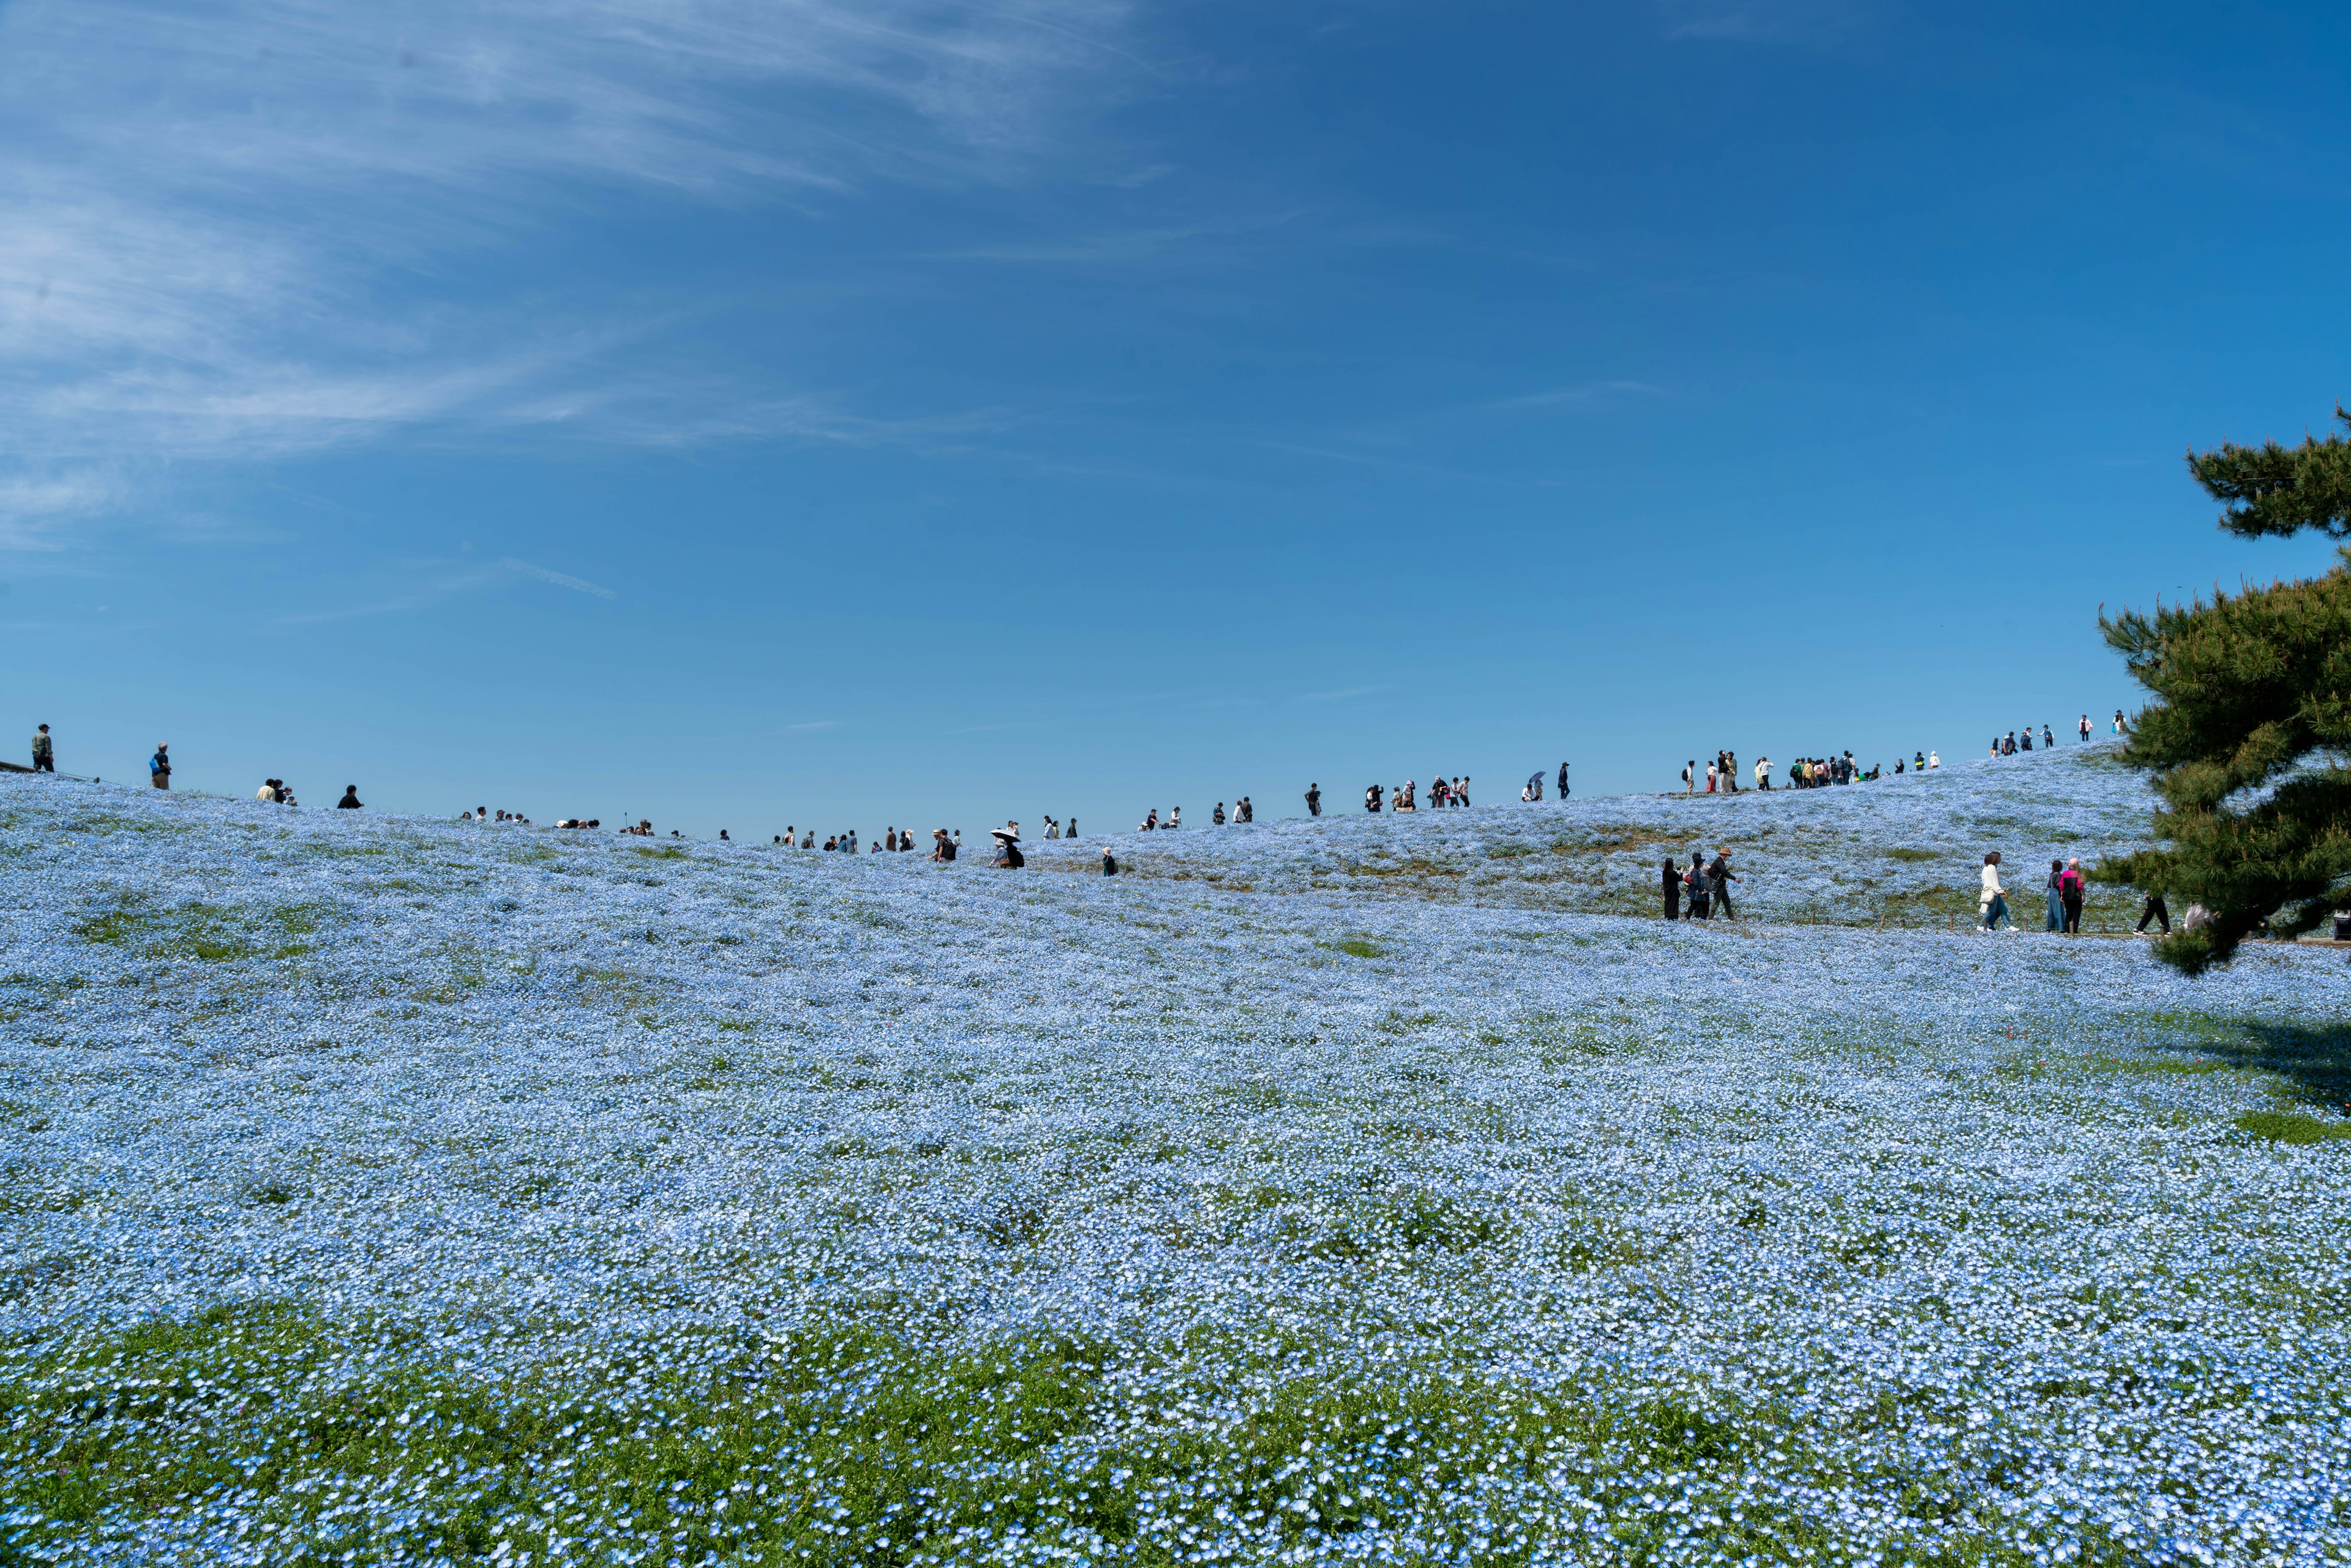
[2232,1109,2351,1146]
[1324,937,1382,959]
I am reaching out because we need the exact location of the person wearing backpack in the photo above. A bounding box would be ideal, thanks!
[2058,858,2087,934]
[1684,852,1711,919]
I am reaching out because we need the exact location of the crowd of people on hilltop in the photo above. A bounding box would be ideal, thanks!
[13,714,2180,925]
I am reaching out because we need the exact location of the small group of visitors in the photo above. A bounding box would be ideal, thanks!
[1978,852,2165,937]
[1992,726,2057,756]
[1786,754,1858,788]
[1375,776,1470,813]
[460,806,531,824]
[1682,751,1744,794]
[1138,807,1181,831]
[1210,798,1255,825]
[2042,858,2088,933]
[1523,763,1570,801]
[1662,851,1738,920]
[1040,816,1076,838]
[254,778,302,807]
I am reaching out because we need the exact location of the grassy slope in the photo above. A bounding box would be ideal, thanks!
[1,750,2348,1567]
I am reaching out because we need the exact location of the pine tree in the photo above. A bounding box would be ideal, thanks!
[2098,407,2351,973]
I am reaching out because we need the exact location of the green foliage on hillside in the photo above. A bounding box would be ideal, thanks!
[2099,407,2351,972]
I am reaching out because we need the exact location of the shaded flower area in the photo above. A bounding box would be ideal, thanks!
[1,748,2347,1566]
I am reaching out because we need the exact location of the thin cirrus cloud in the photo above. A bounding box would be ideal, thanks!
[280,555,619,622]
[0,0,1141,541]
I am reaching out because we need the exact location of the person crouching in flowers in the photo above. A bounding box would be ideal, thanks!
[1979,852,2011,932]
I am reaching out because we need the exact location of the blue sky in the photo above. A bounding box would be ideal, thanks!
[4,0,2346,835]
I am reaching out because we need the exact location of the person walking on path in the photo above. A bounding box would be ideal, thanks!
[1305,783,1322,817]
[31,725,54,773]
[1708,850,1739,919]
[336,785,362,809]
[1682,760,1695,794]
[2137,891,2170,935]
[1662,858,1682,921]
[2113,709,2124,735]
[1722,751,1739,794]
[1755,756,1771,790]
[1557,761,1570,798]
[2078,714,2091,743]
[1979,852,2010,932]
[2059,858,2086,934]
[2044,860,2065,932]
[149,743,171,790]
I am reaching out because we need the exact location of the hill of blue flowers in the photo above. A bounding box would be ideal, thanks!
[2,746,2346,1567]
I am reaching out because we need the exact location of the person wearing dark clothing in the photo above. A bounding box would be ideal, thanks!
[1684,853,1711,919]
[1558,762,1570,798]
[1238,797,1253,823]
[1212,803,1227,825]
[1305,784,1322,817]
[1708,852,1738,919]
[1662,858,1681,920]
[32,725,54,772]
[930,828,956,862]
[149,745,170,790]
[1365,784,1382,814]
[2137,893,2170,934]
[336,786,362,809]
[2059,858,2086,934]
[2044,860,2064,932]
[1101,849,1119,876]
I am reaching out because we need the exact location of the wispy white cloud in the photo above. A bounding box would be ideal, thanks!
[0,0,1141,544]
[1484,380,1668,411]
[501,558,617,599]
[279,555,619,621]
[1654,0,1870,44]
[0,470,131,551]
[944,227,1205,263]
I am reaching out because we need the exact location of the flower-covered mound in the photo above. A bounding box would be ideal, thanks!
[2,746,2347,1567]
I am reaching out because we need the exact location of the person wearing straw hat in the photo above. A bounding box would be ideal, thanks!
[991,821,1025,869]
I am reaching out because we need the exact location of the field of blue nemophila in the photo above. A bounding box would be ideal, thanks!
[3,746,2348,1567]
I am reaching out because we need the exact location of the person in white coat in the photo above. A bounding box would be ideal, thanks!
[1979,852,2011,932]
